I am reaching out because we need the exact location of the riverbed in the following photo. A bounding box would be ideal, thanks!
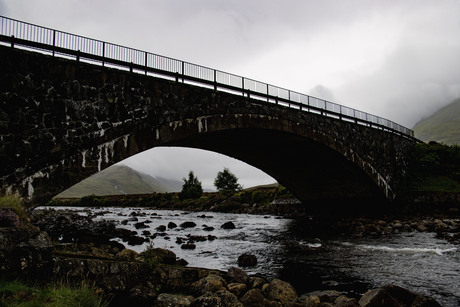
[51,206,460,306]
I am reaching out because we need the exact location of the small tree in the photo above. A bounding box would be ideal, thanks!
[179,171,203,200]
[214,168,242,192]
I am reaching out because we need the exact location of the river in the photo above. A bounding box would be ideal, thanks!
[55,206,459,306]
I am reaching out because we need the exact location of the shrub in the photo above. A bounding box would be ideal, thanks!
[214,168,242,192]
[179,171,203,200]
[0,195,27,222]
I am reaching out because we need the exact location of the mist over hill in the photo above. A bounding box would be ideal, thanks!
[56,164,183,198]
[413,98,460,145]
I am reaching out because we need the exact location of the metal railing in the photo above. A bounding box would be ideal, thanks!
[0,15,414,137]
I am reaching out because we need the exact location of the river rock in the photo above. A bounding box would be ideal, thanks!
[140,247,177,265]
[221,221,236,229]
[248,276,267,289]
[134,222,148,229]
[308,290,343,303]
[262,278,298,305]
[238,253,257,267]
[168,222,177,229]
[193,290,242,307]
[239,289,272,307]
[180,221,196,228]
[181,243,196,250]
[228,266,249,283]
[155,293,193,306]
[358,288,400,307]
[191,273,228,296]
[381,284,442,307]
[334,295,359,307]
[156,225,166,232]
[228,282,247,298]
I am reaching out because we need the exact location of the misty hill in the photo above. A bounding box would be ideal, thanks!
[413,98,460,145]
[56,164,183,198]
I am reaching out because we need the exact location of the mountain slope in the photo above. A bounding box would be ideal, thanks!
[413,98,460,145]
[56,164,182,198]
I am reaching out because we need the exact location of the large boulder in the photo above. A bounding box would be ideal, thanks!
[191,273,228,296]
[358,288,401,307]
[239,289,281,307]
[262,278,298,305]
[359,285,442,307]
[193,290,242,307]
[155,293,193,306]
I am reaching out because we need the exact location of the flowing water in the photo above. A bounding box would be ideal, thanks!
[52,207,460,306]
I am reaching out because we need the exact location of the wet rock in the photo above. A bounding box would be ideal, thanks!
[191,273,228,296]
[134,222,148,229]
[381,284,442,307]
[156,225,166,232]
[228,282,247,298]
[115,249,139,261]
[203,225,214,231]
[358,288,400,307]
[181,243,196,250]
[155,293,193,306]
[140,247,177,265]
[228,266,249,283]
[335,295,359,307]
[302,295,321,307]
[168,222,177,229]
[239,288,274,307]
[248,276,267,289]
[180,221,196,228]
[128,282,158,305]
[262,278,297,305]
[238,253,257,267]
[188,235,207,242]
[308,290,342,303]
[221,221,236,229]
[193,290,242,307]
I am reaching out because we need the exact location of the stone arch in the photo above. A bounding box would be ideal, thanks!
[0,45,415,207]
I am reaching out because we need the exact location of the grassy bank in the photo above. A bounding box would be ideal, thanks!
[0,279,108,307]
[397,142,460,192]
[50,184,303,216]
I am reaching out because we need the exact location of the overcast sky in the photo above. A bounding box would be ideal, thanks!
[2,1,460,189]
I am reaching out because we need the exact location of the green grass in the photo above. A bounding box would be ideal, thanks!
[0,279,108,307]
[0,196,27,221]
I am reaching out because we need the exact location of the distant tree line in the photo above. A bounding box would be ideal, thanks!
[179,168,242,200]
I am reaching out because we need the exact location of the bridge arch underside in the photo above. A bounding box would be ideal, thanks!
[168,127,386,207]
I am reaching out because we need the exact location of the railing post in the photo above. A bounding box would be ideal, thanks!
[144,52,148,75]
[214,70,217,91]
[10,35,14,48]
[182,61,185,83]
[52,30,56,56]
[102,42,105,66]
[266,84,269,102]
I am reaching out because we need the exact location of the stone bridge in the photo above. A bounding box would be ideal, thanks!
[0,45,417,208]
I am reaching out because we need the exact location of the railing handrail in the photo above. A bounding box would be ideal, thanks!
[0,15,414,138]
